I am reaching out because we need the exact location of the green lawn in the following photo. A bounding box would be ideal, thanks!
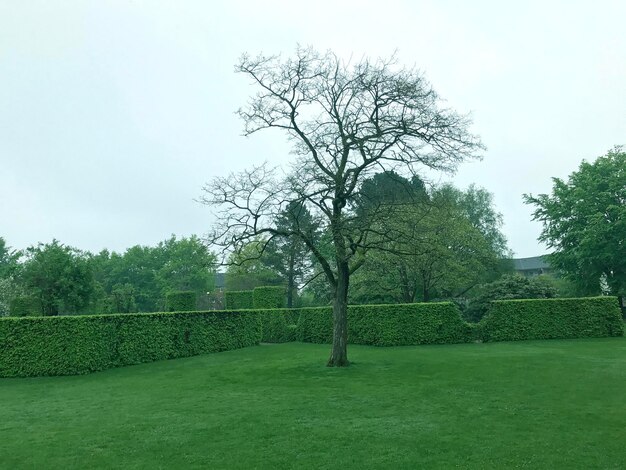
[1,339,625,469]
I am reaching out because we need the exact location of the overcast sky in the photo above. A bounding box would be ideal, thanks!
[1,0,624,257]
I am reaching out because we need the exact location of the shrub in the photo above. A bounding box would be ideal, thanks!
[480,296,624,342]
[165,291,197,312]
[9,296,41,317]
[0,310,261,377]
[253,286,286,309]
[224,290,254,310]
[296,302,473,346]
[465,274,558,322]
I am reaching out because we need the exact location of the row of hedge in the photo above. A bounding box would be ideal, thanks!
[257,296,624,346]
[295,302,472,345]
[165,291,197,312]
[1,296,622,377]
[0,310,261,377]
[224,286,286,310]
[480,296,623,341]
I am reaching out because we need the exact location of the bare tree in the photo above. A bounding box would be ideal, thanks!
[201,47,483,366]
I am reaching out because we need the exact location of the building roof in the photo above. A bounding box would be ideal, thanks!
[512,256,550,271]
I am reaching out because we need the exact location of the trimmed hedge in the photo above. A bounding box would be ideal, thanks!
[3,296,622,377]
[480,296,624,342]
[165,291,196,312]
[0,310,261,377]
[296,302,473,346]
[253,286,286,309]
[224,290,254,310]
[256,308,297,343]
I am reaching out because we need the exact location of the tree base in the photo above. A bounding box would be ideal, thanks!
[326,356,350,367]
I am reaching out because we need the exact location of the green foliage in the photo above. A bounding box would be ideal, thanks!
[296,303,473,346]
[165,291,197,312]
[480,296,624,342]
[224,290,254,309]
[20,240,94,316]
[0,237,21,279]
[0,276,24,317]
[349,178,510,304]
[89,235,216,313]
[263,201,318,307]
[253,286,286,309]
[255,308,296,343]
[157,235,216,296]
[524,147,626,296]
[538,274,582,298]
[225,240,283,291]
[9,296,41,317]
[0,310,261,377]
[465,274,558,322]
[109,283,138,313]
[439,183,511,259]
[270,297,623,345]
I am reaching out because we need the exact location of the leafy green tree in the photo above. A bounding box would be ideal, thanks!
[263,202,318,307]
[89,235,216,313]
[20,240,95,315]
[524,147,626,297]
[109,283,138,313]
[438,184,511,258]
[355,170,428,215]
[91,246,165,312]
[157,235,216,303]
[225,240,283,291]
[0,238,23,316]
[349,177,508,304]
[0,278,23,316]
[465,274,558,322]
[0,237,21,278]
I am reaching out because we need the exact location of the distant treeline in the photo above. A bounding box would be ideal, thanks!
[0,235,216,316]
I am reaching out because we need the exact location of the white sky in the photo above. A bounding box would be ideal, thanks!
[1,0,624,257]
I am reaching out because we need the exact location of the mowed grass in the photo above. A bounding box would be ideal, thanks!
[1,338,625,469]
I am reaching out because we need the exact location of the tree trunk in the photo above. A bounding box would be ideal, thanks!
[398,264,412,303]
[422,280,430,303]
[328,261,350,367]
[287,245,296,308]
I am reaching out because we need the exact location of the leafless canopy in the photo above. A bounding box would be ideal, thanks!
[201,47,484,289]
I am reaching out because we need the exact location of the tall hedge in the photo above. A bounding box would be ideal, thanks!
[224,290,254,310]
[480,296,624,342]
[253,286,286,309]
[256,308,297,343]
[165,291,196,312]
[0,310,261,378]
[296,302,472,346]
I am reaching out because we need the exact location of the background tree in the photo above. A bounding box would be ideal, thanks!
[524,147,626,299]
[157,235,216,308]
[20,240,94,316]
[90,235,216,313]
[224,239,283,291]
[438,183,510,259]
[464,274,558,322]
[0,237,21,278]
[90,245,165,312]
[349,180,509,304]
[0,238,23,316]
[202,47,483,366]
[263,201,318,307]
